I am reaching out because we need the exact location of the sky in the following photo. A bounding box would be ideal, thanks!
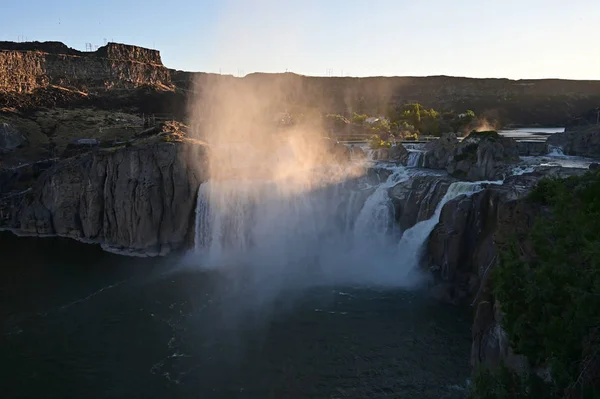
[2,0,598,79]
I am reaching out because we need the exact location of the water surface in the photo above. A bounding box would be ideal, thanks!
[1,232,471,399]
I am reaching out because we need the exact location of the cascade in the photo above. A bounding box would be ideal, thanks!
[396,181,488,270]
[406,151,423,168]
[193,165,497,287]
[548,145,565,156]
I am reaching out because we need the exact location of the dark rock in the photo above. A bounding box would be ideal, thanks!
[390,175,455,230]
[0,123,26,153]
[547,127,600,158]
[423,165,586,373]
[446,133,519,181]
[5,141,208,256]
[423,133,458,169]
[517,140,548,156]
[590,162,600,170]
[371,144,409,164]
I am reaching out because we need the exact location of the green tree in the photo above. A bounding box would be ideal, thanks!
[352,112,368,124]
[491,172,600,396]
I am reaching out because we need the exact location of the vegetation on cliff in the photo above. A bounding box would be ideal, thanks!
[387,103,477,136]
[472,172,600,398]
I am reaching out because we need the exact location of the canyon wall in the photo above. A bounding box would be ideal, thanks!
[0,41,173,93]
[181,71,600,126]
[0,40,599,126]
[1,141,208,256]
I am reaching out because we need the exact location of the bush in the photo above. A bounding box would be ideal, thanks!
[491,171,600,396]
[352,112,368,125]
[368,134,392,149]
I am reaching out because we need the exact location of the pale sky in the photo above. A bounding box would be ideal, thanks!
[2,0,598,79]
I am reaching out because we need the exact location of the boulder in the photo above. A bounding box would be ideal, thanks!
[0,123,26,153]
[590,162,600,170]
[446,132,519,181]
[547,127,600,158]
[370,144,409,164]
[423,132,458,169]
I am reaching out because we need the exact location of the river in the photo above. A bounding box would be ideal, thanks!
[1,227,471,399]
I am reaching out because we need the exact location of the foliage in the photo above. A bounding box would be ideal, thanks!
[352,112,368,124]
[325,113,350,131]
[469,366,556,399]
[491,171,600,396]
[368,134,392,149]
[450,110,477,133]
[387,102,477,136]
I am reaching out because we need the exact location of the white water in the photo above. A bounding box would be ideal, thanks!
[548,145,565,156]
[407,151,423,168]
[193,166,497,289]
[396,181,489,271]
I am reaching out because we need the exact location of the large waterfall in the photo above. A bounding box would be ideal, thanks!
[193,164,488,288]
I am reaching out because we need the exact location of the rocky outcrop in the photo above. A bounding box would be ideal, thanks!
[547,126,600,158]
[390,175,455,230]
[446,132,519,181]
[0,42,173,94]
[1,141,208,256]
[422,132,519,180]
[423,133,458,169]
[0,122,26,153]
[371,144,409,164]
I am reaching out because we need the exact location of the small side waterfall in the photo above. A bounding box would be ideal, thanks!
[396,181,488,270]
[406,151,423,168]
[548,145,565,156]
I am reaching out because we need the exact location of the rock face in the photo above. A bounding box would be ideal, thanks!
[423,133,458,169]
[423,132,519,181]
[547,126,600,158]
[371,144,409,164]
[424,166,587,372]
[0,123,26,153]
[446,133,519,181]
[517,140,548,156]
[2,141,208,256]
[0,42,173,94]
[390,175,455,230]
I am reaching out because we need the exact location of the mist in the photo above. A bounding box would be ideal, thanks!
[183,68,431,316]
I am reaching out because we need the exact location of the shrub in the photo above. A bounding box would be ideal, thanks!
[491,171,600,396]
[352,112,368,125]
[368,134,391,149]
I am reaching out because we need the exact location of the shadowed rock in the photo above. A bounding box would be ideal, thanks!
[3,141,208,256]
[547,126,600,158]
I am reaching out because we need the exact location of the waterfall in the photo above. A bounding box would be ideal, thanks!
[396,181,488,270]
[193,165,496,287]
[548,145,565,157]
[406,151,423,168]
[352,166,410,245]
